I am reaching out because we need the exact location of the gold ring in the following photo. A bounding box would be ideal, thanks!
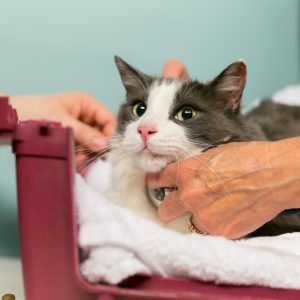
[188,215,209,235]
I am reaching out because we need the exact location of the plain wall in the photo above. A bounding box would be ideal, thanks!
[0,0,299,256]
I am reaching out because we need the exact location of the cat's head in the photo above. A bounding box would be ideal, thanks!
[114,56,247,173]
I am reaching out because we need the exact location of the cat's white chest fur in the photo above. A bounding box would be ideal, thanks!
[104,149,190,233]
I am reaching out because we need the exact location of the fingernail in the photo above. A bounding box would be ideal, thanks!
[90,137,106,149]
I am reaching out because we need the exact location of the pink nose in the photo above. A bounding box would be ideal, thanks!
[137,125,157,143]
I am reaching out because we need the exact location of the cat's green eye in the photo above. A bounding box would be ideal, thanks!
[175,107,197,121]
[132,102,147,117]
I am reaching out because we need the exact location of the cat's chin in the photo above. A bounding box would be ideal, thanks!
[138,156,168,173]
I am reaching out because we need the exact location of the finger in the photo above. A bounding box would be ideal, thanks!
[67,118,108,151]
[146,162,179,189]
[162,59,189,80]
[75,153,88,166]
[190,215,210,235]
[158,191,187,221]
[192,213,211,233]
[75,93,116,137]
[88,99,117,137]
[76,164,91,177]
[102,119,117,138]
[75,153,93,176]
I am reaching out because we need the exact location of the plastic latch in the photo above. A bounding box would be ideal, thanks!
[0,96,18,144]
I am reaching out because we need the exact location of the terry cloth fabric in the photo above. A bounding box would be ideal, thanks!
[76,85,300,288]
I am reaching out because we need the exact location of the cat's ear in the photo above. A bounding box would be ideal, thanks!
[210,60,247,113]
[114,56,150,93]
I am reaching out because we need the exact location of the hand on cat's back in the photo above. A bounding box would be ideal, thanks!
[162,59,189,79]
[146,137,300,239]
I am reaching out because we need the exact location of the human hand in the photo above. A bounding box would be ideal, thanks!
[162,59,189,79]
[147,138,300,239]
[10,92,116,166]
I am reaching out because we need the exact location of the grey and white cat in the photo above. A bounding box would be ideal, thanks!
[106,56,300,236]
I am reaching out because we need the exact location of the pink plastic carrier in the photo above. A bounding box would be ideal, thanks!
[1,96,300,300]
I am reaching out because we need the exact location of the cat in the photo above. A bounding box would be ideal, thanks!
[105,56,300,236]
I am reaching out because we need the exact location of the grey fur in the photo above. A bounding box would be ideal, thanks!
[115,56,155,133]
[115,56,300,237]
[245,100,300,140]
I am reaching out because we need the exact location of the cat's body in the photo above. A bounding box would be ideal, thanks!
[105,56,300,236]
[245,100,300,141]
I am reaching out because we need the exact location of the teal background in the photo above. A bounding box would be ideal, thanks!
[0,0,299,256]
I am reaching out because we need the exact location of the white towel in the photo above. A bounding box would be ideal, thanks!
[77,85,300,289]
[273,85,300,106]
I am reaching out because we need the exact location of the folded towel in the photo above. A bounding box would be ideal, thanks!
[76,173,300,289]
[76,85,300,289]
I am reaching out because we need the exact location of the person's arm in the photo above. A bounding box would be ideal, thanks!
[9,92,116,165]
[147,137,300,239]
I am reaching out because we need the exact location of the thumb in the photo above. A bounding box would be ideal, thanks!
[146,161,179,189]
[158,191,187,221]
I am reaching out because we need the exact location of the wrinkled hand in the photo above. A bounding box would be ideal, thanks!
[10,92,116,165]
[147,138,300,239]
